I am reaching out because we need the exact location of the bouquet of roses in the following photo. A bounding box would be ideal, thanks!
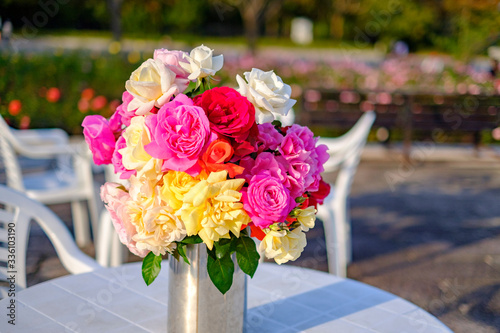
[82,45,330,294]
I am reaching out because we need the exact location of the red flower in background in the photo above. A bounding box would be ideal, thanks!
[91,96,108,111]
[46,87,61,103]
[81,88,95,101]
[8,100,22,116]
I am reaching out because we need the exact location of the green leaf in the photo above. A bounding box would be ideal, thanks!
[177,243,190,265]
[181,235,203,245]
[183,80,198,97]
[214,238,233,259]
[235,236,260,278]
[142,252,162,286]
[207,250,234,295]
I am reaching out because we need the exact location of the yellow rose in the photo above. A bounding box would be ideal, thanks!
[178,170,250,250]
[259,228,307,264]
[160,171,205,211]
[119,116,160,179]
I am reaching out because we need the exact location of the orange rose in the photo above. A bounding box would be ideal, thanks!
[202,139,244,178]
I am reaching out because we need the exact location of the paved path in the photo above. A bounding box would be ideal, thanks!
[22,155,500,333]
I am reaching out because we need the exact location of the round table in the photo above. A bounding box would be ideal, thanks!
[0,262,452,332]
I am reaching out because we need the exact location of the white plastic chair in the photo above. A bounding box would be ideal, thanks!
[316,111,375,277]
[0,185,101,297]
[95,164,129,267]
[0,115,99,247]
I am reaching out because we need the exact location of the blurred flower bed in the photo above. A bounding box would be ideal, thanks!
[1,50,498,135]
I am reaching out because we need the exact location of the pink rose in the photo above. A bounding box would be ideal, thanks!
[100,183,148,257]
[242,174,296,229]
[282,157,311,198]
[253,123,283,153]
[112,135,136,180]
[285,124,316,151]
[278,131,310,161]
[82,115,116,165]
[145,94,215,176]
[154,49,190,92]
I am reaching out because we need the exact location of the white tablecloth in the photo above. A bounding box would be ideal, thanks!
[0,262,452,332]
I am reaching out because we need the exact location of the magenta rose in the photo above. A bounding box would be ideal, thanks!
[112,135,136,180]
[145,94,215,176]
[253,123,283,153]
[194,87,257,144]
[278,131,311,162]
[82,115,116,165]
[110,92,136,130]
[239,152,288,184]
[242,174,296,228]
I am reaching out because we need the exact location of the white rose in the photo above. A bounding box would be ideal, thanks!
[237,68,296,124]
[125,58,180,115]
[259,228,307,265]
[180,45,223,81]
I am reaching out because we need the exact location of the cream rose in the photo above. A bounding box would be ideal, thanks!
[296,206,316,232]
[259,228,307,264]
[125,58,180,115]
[180,45,224,81]
[236,68,296,124]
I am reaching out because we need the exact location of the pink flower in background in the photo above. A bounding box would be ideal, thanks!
[78,99,89,113]
[100,183,148,257]
[112,136,136,179]
[145,94,214,176]
[253,123,283,153]
[242,174,296,229]
[82,115,116,165]
[20,116,30,129]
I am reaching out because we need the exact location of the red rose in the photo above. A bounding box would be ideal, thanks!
[309,179,331,208]
[194,87,257,148]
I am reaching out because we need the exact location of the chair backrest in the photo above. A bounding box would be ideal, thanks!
[0,131,24,191]
[0,185,100,296]
[316,111,375,276]
[318,111,376,173]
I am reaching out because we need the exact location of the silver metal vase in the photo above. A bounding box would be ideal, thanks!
[167,243,247,333]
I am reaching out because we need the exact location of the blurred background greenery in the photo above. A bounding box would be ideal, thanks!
[1,0,500,139]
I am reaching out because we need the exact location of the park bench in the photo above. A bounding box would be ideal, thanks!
[298,89,500,157]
